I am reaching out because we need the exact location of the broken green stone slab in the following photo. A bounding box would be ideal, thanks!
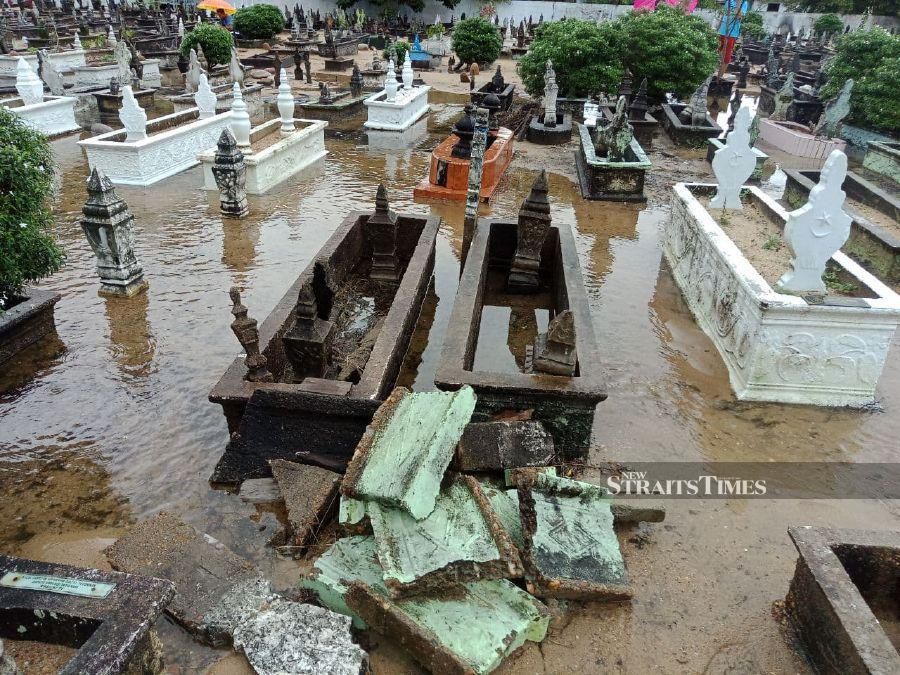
[480,481,524,550]
[299,535,381,628]
[368,475,521,597]
[518,473,631,601]
[342,386,477,520]
[302,535,548,674]
[338,496,367,526]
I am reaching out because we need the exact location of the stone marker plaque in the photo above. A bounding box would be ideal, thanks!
[0,571,115,598]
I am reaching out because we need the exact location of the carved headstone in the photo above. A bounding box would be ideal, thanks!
[542,59,558,128]
[629,78,648,122]
[230,287,273,382]
[737,56,750,88]
[617,72,632,101]
[318,81,333,104]
[491,64,504,92]
[765,49,780,88]
[229,46,244,85]
[195,73,217,119]
[197,45,209,74]
[81,168,147,296]
[813,78,853,139]
[229,82,252,148]
[185,48,201,93]
[349,64,363,98]
[15,56,44,105]
[282,267,336,382]
[367,184,400,282]
[583,98,599,127]
[508,170,552,292]
[710,106,756,210]
[451,104,475,159]
[401,52,414,89]
[37,49,64,96]
[119,86,147,141]
[384,59,398,101]
[770,72,795,121]
[727,89,743,131]
[114,39,131,84]
[594,96,633,162]
[776,150,852,296]
[532,310,577,376]
[463,107,489,259]
[107,24,117,46]
[276,68,295,133]
[211,129,249,218]
[749,111,760,147]
[679,77,711,126]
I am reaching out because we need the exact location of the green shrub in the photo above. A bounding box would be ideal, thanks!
[813,13,843,37]
[821,28,900,131]
[519,20,623,98]
[0,108,63,309]
[233,4,284,40]
[383,40,410,65]
[615,5,719,101]
[451,17,502,65]
[179,24,233,66]
[851,57,900,133]
[741,11,766,40]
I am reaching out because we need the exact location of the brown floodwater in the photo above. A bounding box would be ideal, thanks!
[2,100,899,674]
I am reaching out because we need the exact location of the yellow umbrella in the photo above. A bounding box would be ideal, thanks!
[197,0,236,15]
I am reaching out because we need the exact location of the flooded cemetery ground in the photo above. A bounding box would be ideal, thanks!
[2,91,900,673]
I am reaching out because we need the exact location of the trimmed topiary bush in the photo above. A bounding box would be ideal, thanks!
[179,23,233,67]
[233,4,285,40]
[821,28,900,132]
[614,5,719,101]
[519,20,623,98]
[0,108,63,310]
[813,13,843,37]
[451,16,502,66]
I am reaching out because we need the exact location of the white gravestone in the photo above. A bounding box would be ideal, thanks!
[384,59,398,102]
[277,68,295,133]
[776,150,852,295]
[401,53,413,90]
[195,73,217,119]
[230,81,252,148]
[710,106,757,210]
[119,86,148,142]
[15,57,44,105]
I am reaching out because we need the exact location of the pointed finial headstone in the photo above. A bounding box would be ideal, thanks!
[277,68,295,133]
[509,171,552,292]
[119,85,147,141]
[195,73,217,118]
[15,56,44,105]
[368,184,400,282]
[212,128,249,218]
[230,81,251,148]
[533,310,577,375]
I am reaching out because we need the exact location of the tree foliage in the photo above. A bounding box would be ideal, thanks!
[233,4,285,40]
[519,20,623,98]
[822,28,900,132]
[741,11,766,40]
[0,108,63,308]
[383,40,410,64]
[813,13,843,36]
[179,24,233,66]
[451,17,502,65]
[615,6,719,101]
[788,0,897,15]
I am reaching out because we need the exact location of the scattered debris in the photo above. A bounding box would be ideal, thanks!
[455,420,555,471]
[504,465,557,487]
[517,473,631,600]
[105,512,266,646]
[342,386,477,519]
[270,459,341,548]
[232,598,368,675]
[367,474,521,596]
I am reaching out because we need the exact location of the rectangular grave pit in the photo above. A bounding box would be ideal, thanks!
[209,208,440,483]
[435,218,606,458]
[785,527,900,674]
[660,103,723,148]
[0,555,174,675]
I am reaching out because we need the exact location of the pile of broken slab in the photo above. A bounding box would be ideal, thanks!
[98,384,663,674]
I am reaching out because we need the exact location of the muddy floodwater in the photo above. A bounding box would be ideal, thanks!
[2,99,900,674]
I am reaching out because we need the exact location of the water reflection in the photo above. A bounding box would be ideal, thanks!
[104,290,156,379]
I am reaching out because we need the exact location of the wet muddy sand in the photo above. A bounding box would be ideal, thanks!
[1,88,898,674]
